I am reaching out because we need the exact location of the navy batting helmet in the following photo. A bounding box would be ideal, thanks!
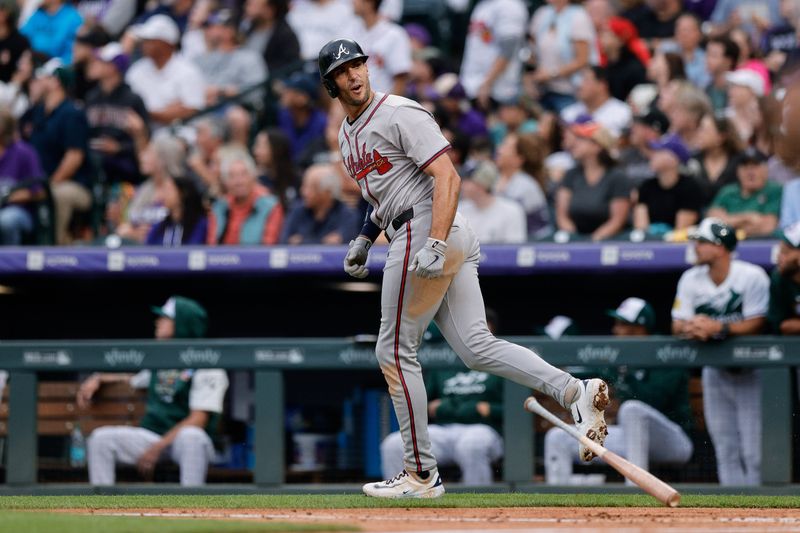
[318,38,368,98]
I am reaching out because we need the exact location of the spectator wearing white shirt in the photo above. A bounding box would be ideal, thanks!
[459,160,527,243]
[460,0,528,108]
[193,9,267,107]
[494,132,550,237]
[561,66,632,138]
[126,15,206,127]
[287,0,353,61]
[350,0,411,95]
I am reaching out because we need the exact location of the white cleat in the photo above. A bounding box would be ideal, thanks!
[570,378,609,462]
[362,469,445,498]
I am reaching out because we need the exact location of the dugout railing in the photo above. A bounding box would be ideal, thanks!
[0,336,794,487]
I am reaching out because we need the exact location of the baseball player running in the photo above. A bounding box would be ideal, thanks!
[319,38,609,498]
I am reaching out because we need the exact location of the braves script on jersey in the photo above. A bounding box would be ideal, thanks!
[338,92,450,227]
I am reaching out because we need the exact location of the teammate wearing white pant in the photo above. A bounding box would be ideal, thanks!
[545,298,693,484]
[381,368,504,486]
[319,38,610,498]
[672,218,769,486]
[78,296,229,486]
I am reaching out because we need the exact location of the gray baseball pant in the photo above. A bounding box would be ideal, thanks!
[544,399,693,484]
[87,425,214,486]
[381,424,503,485]
[702,367,761,486]
[376,208,578,475]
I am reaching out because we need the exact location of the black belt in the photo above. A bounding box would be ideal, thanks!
[385,207,415,241]
[391,207,415,231]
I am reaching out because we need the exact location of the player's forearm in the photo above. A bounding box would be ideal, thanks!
[729,317,766,336]
[429,168,459,241]
[780,318,800,335]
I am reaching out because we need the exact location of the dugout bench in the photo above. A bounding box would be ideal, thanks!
[0,337,794,487]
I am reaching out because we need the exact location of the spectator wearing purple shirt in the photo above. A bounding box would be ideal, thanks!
[277,71,327,169]
[146,175,208,246]
[0,109,45,245]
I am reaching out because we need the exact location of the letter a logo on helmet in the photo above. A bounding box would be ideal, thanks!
[335,44,349,60]
[318,38,369,98]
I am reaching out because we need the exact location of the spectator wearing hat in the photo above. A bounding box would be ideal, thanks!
[459,0,527,109]
[207,148,283,245]
[459,160,526,243]
[146,176,208,246]
[545,297,694,485]
[529,0,597,113]
[85,42,148,187]
[279,163,359,245]
[80,296,229,486]
[705,36,740,112]
[20,0,82,64]
[725,68,766,144]
[634,133,702,235]
[72,27,111,103]
[0,0,29,84]
[619,106,669,186]
[277,71,326,168]
[561,66,632,138]
[598,16,649,101]
[23,58,93,244]
[688,113,744,206]
[708,147,782,238]
[350,0,411,95]
[431,73,489,139]
[494,132,550,237]
[672,217,769,485]
[126,15,206,127]
[0,109,45,245]
[556,122,630,240]
[240,0,300,73]
[194,9,267,108]
[768,222,800,335]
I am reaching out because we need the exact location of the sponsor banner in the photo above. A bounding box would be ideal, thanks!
[254,348,305,364]
[179,347,222,366]
[104,348,146,367]
[23,350,72,366]
[576,344,620,364]
[656,345,698,364]
[732,345,784,362]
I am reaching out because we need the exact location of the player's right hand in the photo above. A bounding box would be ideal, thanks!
[344,237,372,279]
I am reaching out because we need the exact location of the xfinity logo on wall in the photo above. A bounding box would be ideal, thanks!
[179,348,221,366]
[656,345,698,364]
[104,348,146,367]
[577,345,619,364]
[339,347,377,365]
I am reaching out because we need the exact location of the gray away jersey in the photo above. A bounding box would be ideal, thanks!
[338,92,451,228]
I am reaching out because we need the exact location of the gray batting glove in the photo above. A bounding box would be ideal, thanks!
[408,237,447,279]
[343,237,372,279]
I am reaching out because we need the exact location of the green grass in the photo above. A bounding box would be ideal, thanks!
[0,512,354,533]
[1,493,799,509]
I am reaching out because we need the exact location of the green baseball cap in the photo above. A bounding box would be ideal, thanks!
[606,297,656,332]
[151,296,177,319]
[782,222,800,249]
[689,217,738,251]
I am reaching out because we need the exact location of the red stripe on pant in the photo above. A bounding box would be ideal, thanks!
[394,221,421,473]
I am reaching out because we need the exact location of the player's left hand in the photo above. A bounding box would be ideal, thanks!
[137,444,163,480]
[408,237,447,279]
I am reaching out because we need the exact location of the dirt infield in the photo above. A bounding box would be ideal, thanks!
[75,507,800,532]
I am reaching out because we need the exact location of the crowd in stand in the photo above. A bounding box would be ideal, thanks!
[0,0,799,246]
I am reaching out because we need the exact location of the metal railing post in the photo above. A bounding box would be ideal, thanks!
[253,370,284,485]
[503,381,533,483]
[7,372,38,485]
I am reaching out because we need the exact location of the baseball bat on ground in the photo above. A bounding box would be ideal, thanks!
[523,396,681,507]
